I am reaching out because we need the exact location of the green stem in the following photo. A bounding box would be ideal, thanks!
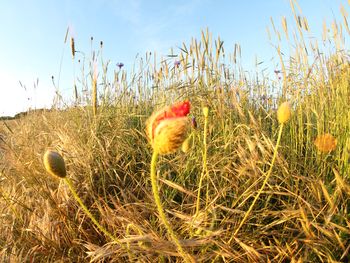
[150,151,192,262]
[195,114,208,217]
[63,177,120,244]
[231,123,284,239]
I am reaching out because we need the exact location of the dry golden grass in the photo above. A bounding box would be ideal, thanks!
[1,2,350,262]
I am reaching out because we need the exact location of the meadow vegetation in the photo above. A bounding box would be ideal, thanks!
[0,2,349,262]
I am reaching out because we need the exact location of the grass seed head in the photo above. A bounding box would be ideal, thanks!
[43,150,67,178]
[70,37,75,59]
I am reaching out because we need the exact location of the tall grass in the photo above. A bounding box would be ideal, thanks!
[0,1,349,262]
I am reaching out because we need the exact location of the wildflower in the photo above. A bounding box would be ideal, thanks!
[277,102,291,124]
[174,60,181,67]
[43,150,67,178]
[148,101,193,261]
[42,150,122,243]
[146,100,191,155]
[116,62,124,69]
[314,133,337,153]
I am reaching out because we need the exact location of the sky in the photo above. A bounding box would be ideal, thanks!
[0,0,347,116]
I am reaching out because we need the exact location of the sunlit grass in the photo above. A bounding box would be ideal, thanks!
[0,1,349,262]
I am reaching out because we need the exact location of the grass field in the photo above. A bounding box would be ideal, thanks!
[0,2,349,262]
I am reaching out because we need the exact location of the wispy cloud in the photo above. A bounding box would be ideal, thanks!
[95,0,204,55]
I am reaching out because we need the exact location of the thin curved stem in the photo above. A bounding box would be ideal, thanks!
[195,113,208,217]
[63,177,120,244]
[150,151,193,262]
[231,123,284,240]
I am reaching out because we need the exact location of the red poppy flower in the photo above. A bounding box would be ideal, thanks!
[146,100,191,154]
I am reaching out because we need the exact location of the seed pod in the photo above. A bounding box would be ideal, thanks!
[181,135,193,153]
[43,150,67,178]
[202,107,209,118]
[277,102,291,124]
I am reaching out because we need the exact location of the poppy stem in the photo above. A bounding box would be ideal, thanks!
[150,150,193,262]
[63,177,121,245]
[195,109,209,217]
[231,123,284,240]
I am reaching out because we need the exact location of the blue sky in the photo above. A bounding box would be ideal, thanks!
[0,0,347,116]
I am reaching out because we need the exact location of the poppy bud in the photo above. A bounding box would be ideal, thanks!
[146,101,191,155]
[277,102,291,124]
[43,150,67,178]
[202,107,209,118]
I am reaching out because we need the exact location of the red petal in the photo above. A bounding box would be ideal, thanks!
[151,101,190,139]
[170,100,191,118]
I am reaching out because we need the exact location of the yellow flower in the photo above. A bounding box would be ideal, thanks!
[43,150,67,178]
[314,133,337,153]
[146,101,191,155]
[277,102,291,124]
